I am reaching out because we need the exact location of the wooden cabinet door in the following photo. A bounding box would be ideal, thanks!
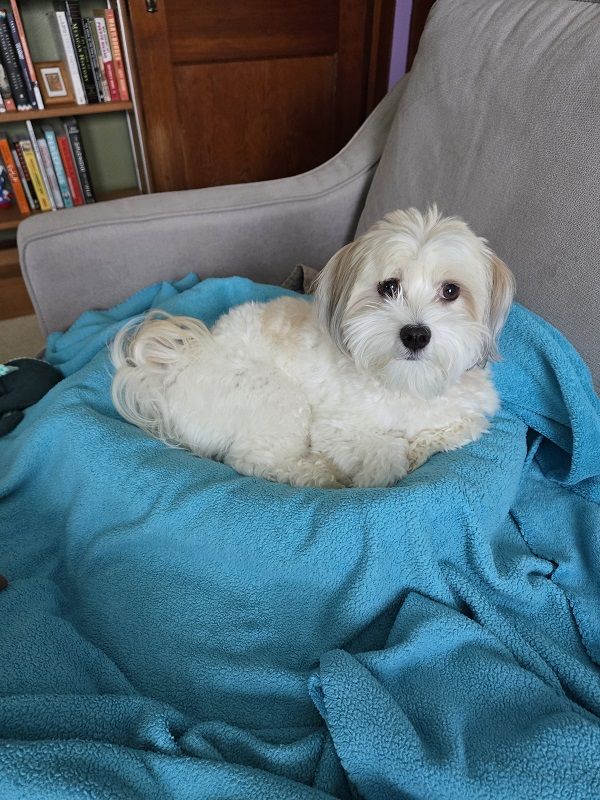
[126,0,394,192]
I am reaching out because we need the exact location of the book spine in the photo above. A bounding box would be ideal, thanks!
[64,1,98,104]
[9,0,44,109]
[64,117,94,203]
[90,16,110,101]
[6,9,36,109]
[82,17,104,102]
[94,16,119,101]
[0,57,16,111]
[26,120,56,210]
[11,146,35,210]
[37,137,64,209]
[55,10,87,105]
[104,9,128,101]
[0,10,31,110]
[43,126,72,208]
[0,135,30,214]
[57,133,84,206]
[13,141,39,209]
[20,140,52,211]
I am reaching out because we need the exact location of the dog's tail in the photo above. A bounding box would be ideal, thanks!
[110,311,213,444]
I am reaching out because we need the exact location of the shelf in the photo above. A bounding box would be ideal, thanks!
[0,101,134,124]
[0,187,141,232]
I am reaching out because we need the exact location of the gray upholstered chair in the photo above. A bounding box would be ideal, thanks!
[18,0,600,390]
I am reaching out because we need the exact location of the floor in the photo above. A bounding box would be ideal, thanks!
[0,315,45,362]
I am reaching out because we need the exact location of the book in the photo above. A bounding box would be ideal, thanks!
[57,132,84,205]
[63,116,94,203]
[0,59,16,112]
[11,144,36,209]
[64,1,98,103]
[93,13,119,101]
[0,9,31,110]
[82,17,104,102]
[104,9,128,101]
[42,124,72,207]
[6,8,37,109]
[19,138,52,211]
[13,140,39,210]
[89,15,109,101]
[26,120,56,210]
[0,163,11,205]
[37,136,64,209]
[11,144,35,209]
[55,10,87,105]
[0,132,30,215]
[9,0,44,109]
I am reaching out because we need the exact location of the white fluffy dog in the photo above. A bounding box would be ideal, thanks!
[111,207,514,488]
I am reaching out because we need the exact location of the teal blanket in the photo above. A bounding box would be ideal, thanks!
[1,275,599,799]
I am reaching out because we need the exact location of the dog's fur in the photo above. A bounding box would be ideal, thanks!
[111,207,515,488]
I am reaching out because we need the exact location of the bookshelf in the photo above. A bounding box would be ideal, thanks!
[0,0,150,318]
[2,98,132,123]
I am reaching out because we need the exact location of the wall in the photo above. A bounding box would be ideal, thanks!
[388,0,413,87]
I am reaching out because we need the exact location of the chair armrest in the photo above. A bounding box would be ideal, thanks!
[18,79,405,335]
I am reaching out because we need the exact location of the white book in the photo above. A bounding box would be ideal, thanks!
[33,84,45,110]
[55,10,87,106]
[37,137,64,209]
[25,120,56,211]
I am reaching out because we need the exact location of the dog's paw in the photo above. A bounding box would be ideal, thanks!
[288,453,347,489]
[349,439,409,488]
[407,443,431,473]
[407,414,490,472]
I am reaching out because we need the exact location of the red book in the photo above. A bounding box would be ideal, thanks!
[94,14,119,101]
[104,60,120,101]
[57,134,84,206]
[104,9,129,101]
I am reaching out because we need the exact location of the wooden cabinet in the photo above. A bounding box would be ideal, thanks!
[126,0,395,192]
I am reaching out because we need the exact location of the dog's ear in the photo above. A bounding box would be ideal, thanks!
[480,253,515,364]
[313,241,359,353]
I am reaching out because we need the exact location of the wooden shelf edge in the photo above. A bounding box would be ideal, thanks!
[0,101,134,124]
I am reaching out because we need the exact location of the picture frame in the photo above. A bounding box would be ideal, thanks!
[35,61,75,105]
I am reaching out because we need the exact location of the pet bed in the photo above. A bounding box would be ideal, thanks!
[1,275,599,799]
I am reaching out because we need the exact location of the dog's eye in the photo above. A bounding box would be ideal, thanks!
[378,278,400,299]
[441,283,461,302]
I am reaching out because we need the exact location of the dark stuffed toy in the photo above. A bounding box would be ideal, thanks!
[0,358,63,436]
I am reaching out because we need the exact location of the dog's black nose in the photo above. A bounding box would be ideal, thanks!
[400,324,431,351]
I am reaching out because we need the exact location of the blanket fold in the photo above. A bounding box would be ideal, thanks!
[1,276,599,799]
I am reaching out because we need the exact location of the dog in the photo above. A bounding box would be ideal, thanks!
[111,207,515,488]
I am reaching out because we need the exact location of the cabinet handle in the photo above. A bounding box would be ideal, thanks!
[145,0,157,11]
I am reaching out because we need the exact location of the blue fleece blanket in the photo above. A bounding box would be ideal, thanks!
[1,275,599,800]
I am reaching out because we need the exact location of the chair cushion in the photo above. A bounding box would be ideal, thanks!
[358,0,600,389]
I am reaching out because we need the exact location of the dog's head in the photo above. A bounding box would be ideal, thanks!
[314,207,515,397]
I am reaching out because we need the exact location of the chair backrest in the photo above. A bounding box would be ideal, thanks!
[358,0,600,389]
